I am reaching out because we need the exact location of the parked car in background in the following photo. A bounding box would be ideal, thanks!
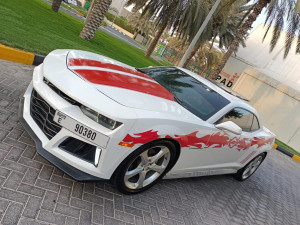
[19,50,275,194]
[63,0,77,6]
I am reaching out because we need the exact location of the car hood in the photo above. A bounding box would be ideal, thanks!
[62,50,186,114]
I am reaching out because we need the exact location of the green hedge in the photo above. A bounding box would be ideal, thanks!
[105,12,135,34]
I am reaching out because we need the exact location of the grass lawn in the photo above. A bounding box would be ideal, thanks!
[0,0,165,68]
[275,139,300,157]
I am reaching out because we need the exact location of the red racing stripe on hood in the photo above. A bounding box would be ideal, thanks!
[68,58,152,80]
[74,69,174,101]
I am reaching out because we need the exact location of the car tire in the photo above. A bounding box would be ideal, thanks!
[234,153,266,181]
[111,140,177,194]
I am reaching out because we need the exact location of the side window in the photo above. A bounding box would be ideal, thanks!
[251,115,260,131]
[217,108,254,132]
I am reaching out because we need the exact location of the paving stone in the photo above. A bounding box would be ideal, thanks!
[37,210,66,225]
[92,204,103,224]
[22,196,42,219]
[0,167,11,178]
[18,156,43,170]
[1,202,23,225]
[1,159,28,173]
[115,210,135,224]
[51,175,73,187]
[70,197,93,211]
[58,186,71,204]
[125,205,143,218]
[3,171,23,190]
[94,187,114,200]
[35,179,60,192]
[22,146,36,159]
[5,147,23,162]
[0,187,28,204]
[55,203,80,218]
[0,199,9,212]
[83,193,103,205]
[41,191,58,211]
[66,217,79,225]
[3,138,27,150]
[79,210,92,225]
[22,168,39,184]
[0,150,7,163]
[104,199,114,217]
[38,165,53,180]
[71,182,83,199]
[0,143,11,152]
[17,217,47,225]
[18,183,45,197]
[104,216,124,225]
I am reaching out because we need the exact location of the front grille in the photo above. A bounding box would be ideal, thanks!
[30,89,62,139]
[43,77,80,106]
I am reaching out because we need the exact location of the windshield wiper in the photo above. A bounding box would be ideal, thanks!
[174,96,183,105]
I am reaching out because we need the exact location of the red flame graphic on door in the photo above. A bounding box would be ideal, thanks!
[121,130,274,151]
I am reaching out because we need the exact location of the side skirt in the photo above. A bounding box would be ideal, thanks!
[163,169,237,179]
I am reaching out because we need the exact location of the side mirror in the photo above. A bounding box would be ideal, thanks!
[215,121,242,135]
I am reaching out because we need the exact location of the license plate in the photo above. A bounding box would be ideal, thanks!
[53,111,109,148]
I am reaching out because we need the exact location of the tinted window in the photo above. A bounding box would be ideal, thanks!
[139,67,230,120]
[217,108,254,132]
[251,115,260,131]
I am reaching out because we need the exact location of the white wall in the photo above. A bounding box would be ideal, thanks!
[233,68,300,153]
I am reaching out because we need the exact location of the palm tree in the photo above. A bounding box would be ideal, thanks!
[126,0,207,58]
[180,0,252,68]
[80,0,112,40]
[209,0,300,79]
[127,11,155,39]
[52,0,63,12]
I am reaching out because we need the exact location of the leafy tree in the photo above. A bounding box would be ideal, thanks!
[126,0,203,58]
[210,0,300,79]
[127,11,156,38]
[180,0,252,68]
[80,0,112,40]
[168,37,223,71]
[52,0,63,12]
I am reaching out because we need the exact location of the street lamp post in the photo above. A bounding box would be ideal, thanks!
[178,0,221,67]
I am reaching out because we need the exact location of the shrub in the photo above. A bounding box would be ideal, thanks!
[101,20,107,27]
[105,12,135,34]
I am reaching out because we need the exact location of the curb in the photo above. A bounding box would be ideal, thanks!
[274,144,300,163]
[0,44,45,65]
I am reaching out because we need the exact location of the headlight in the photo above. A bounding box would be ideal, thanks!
[80,106,122,130]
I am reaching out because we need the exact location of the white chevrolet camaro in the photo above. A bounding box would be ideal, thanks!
[19,50,275,194]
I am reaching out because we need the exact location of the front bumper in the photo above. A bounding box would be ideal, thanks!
[18,97,105,182]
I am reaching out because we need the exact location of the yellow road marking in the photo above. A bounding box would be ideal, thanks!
[0,44,34,65]
[292,155,300,163]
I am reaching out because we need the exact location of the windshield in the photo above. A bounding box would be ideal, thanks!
[139,67,230,120]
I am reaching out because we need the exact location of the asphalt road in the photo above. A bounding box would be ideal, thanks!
[0,59,299,225]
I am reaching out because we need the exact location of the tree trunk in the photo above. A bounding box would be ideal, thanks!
[209,0,270,80]
[80,0,112,40]
[145,20,168,58]
[85,0,96,24]
[182,46,198,68]
[52,0,63,12]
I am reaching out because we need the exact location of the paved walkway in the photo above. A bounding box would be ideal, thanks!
[0,59,299,225]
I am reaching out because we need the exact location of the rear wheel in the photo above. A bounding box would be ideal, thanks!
[234,153,266,181]
[112,140,177,194]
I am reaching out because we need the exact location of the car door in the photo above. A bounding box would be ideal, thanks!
[203,107,257,166]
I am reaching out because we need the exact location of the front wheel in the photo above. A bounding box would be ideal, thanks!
[234,153,266,181]
[112,140,177,194]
